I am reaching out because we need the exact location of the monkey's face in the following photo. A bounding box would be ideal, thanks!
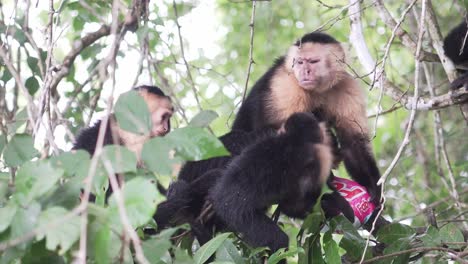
[287,43,345,93]
[139,90,174,137]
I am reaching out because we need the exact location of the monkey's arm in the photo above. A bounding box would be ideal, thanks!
[333,85,382,204]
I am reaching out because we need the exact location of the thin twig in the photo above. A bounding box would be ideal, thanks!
[101,160,150,264]
[242,0,257,103]
[0,45,38,135]
[360,246,468,264]
[172,0,202,111]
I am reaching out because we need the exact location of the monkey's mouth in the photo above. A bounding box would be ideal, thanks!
[299,79,319,88]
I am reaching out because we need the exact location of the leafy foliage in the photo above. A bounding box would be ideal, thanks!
[0,0,467,263]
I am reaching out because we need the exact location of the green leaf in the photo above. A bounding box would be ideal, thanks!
[8,108,28,133]
[108,177,158,229]
[168,127,229,161]
[14,160,64,205]
[37,207,80,254]
[268,247,303,264]
[42,177,82,210]
[142,228,179,263]
[141,137,177,175]
[301,212,324,234]
[50,150,91,180]
[376,223,415,244]
[26,57,41,76]
[72,16,85,31]
[189,110,219,127]
[10,202,41,249]
[114,90,152,136]
[3,134,39,167]
[215,238,245,264]
[324,239,340,264]
[331,215,371,261]
[1,67,12,82]
[323,230,341,264]
[14,26,27,45]
[100,145,137,173]
[194,232,231,264]
[0,203,18,233]
[25,76,40,96]
[439,223,464,248]
[94,224,111,264]
[0,133,6,154]
[0,172,9,203]
[421,226,442,247]
[382,238,411,264]
[81,44,104,60]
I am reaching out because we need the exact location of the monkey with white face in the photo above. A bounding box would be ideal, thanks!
[73,85,173,199]
[232,32,381,205]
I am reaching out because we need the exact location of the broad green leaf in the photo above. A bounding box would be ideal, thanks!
[268,247,303,264]
[439,223,464,248]
[1,67,12,82]
[376,223,415,244]
[215,238,245,264]
[3,134,39,167]
[141,137,176,175]
[100,145,137,173]
[331,215,371,261]
[0,134,6,154]
[50,150,91,180]
[189,110,219,127]
[42,177,82,210]
[0,203,17,233]
[114,90,152,136]
[10,202,41,249]
[0,172,9,203]
[421,226,442,247]
[174,247,194,264]
[8,108,28,134]
[301,212,324,234]
[194,232,231,264]
[168,127,229,161]
[26,57,40,76]
[324,239,340,264]
[142,228,179,263]
[25,76,40,95]
[14,26,27,45]
[81,44,103,60]
[381,238,411,264]
[14,160,64,205]
[37,207,80,254]
[323,230,341,264]
[108,177,158,228]
[94,224,111,264]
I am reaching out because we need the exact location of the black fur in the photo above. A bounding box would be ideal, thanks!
[294,32,339,46]
[443,21,468,65]
[443,21,468,89]
[153,128,275,230]
[209,112,330,254]
[73,119,114,155]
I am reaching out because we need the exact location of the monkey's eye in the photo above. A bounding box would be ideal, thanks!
[308,59,320,64]
[296,60,304,65]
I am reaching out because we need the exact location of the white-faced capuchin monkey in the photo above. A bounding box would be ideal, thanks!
[74,85,173,158]
[232,32,382,205]
[73,85,173,199]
